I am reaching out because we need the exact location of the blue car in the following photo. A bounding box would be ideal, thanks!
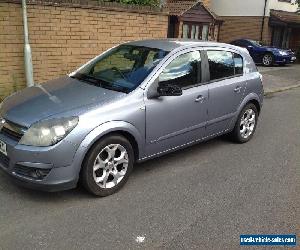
[230,39,296,66]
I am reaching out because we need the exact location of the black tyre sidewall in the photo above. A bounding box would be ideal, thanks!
[232,103,258,143]
[81,135,134,197]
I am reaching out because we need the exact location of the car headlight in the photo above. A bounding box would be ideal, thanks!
[19,117,79,147]
[279,51,288,56]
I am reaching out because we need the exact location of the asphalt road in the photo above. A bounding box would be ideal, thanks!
[0,88,299,250]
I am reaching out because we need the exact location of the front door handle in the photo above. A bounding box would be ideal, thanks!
[195,95,205,103]
[234,86,242,93]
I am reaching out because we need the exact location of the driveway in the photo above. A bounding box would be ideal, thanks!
[258,64,300,94]
[0,86,299,249]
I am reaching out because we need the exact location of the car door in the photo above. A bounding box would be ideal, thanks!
[204,49,246,136]
[144,50,209,157]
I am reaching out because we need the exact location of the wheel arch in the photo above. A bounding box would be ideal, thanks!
[72,121,144,183]
[81,121,143,161]
[248,99,261,115]
[231,93,262,128]
[240,93,262,113]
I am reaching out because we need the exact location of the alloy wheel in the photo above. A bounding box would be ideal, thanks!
[262,54,273,66]
[240,109,256,139]
[92,144,129,189]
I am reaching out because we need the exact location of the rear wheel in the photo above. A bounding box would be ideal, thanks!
[230,103,258,143]
[262,53,274,66]
[81,134,134,196]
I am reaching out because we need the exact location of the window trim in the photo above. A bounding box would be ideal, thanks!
[202,49,245,85]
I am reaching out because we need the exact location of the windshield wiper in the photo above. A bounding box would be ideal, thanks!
[71,73,103,86]
[71,73,130,93]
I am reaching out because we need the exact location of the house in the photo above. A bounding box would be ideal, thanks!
[269,9,300,51]
[208,0,299,51]
[166,0,223,41]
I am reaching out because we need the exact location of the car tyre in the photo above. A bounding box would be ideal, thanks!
[81,134,134,197]
[262,53,274,66]
[230,103,258,143]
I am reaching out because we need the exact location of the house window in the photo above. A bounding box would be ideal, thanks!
[182,24,189,38]
[202,25,209,41]
[182,22,210,40]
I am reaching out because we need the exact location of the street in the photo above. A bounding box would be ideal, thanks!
[0,84,299,249]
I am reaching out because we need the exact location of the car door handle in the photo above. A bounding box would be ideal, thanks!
[195,95,205,103]
[234,86,242,93]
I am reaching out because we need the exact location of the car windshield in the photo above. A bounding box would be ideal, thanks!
[72,45,169,93]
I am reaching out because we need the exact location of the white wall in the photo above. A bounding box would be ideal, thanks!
[268,0,298,14]
[210,0,298,17]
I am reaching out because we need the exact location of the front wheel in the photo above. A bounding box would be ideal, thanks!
[230,103,258,143]
[262,53,274,66]
[81,134,134,196]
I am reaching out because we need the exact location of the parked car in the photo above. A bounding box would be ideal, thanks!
[0,39,264,196]
[230,39,297,66]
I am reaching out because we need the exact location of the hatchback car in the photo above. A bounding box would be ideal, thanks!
[230,39,296,66]
[0,39,263,196]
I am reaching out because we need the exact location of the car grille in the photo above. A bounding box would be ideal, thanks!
[0,120,26,142]
[0,153,9,169]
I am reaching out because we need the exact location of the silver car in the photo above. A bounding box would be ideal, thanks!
[0,39,263,196]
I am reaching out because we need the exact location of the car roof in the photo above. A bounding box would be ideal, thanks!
[124,39,241,52]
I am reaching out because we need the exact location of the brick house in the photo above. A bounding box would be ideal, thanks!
[208,0,300,51]
[166,0,222,41]
[269,9,300,51]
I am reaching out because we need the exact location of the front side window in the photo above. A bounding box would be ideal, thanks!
[159,51,201,88]
[207,50,234,81]
[73,45,168,93]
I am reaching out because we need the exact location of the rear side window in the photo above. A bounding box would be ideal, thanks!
[233,53,243,75]
[207,50,234,80]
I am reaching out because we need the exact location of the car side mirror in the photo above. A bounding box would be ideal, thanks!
[157,83,182,96]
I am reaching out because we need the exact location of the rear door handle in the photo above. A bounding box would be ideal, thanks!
[234,86,242,93]
[195,95,205,103]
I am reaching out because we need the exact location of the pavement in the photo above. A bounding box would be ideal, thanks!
[258,64,300,94]
[0,78,299,248]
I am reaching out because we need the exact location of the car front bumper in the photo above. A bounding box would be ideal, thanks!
[274,55,296,64]
[0,132,84,192]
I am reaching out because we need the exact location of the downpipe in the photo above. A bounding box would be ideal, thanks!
[22,0,34,87]
[260,0,268,42]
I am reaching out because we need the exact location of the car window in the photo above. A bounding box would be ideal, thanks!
[234,53,243,75]
[233,40,250,48]
[232,40,241,46]
[207,50,234,81]
[159,51,201,88]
